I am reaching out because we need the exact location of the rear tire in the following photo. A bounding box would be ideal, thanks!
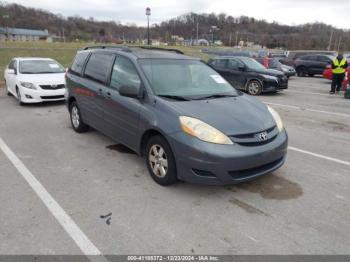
[145,135,178,186]
[308,73,314,77]
[247,80,262,96]
[69,101,89,133]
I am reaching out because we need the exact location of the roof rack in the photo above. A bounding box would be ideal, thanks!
[136,46,185,55]
[82,45,185,55]
[83,45,132,52]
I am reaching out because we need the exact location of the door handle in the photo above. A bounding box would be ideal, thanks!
[106,92,112,99]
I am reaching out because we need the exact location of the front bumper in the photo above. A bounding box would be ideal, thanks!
[167,130,288,186]
[262,79,288,92]
[284,71,296,77]
[19,87,66,103]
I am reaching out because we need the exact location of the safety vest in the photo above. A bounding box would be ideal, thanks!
[332,59,346,74]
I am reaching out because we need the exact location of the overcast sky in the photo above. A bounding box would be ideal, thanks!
[6,0,350,29]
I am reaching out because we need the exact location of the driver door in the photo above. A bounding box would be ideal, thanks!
[103,55,143,152]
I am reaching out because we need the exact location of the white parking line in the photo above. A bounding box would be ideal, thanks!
[265,102,350,118]
[289,146,350,166]
[285,90,336,97]
[0,137,107,260]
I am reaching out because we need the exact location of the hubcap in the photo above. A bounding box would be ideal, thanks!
[149,144,168,178]
[248,82,260,95]
[71,106,80,128]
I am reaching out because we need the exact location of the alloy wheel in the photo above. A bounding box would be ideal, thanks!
[248,81,260,95]
[149,144,168,178]
[71,106,80,129]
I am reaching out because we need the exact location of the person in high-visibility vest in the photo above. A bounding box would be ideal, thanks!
[330,53,348,94]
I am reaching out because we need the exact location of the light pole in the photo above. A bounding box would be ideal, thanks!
[210,26,218,45]
[145,7,151,45]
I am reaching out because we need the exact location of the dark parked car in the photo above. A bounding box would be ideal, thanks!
[256,58,296,78]
[208,56,288,95]
[65,46,288,186]
[281,50,337,66]
[294,54,335,77]
[202,49,258,58]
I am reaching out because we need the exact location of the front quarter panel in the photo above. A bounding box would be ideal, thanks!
[139,95,182,136]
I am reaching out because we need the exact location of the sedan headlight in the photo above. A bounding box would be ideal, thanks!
[20,82,36,90]
[179,116,233,145]
[261,74,278,81]
[267,106,284,132]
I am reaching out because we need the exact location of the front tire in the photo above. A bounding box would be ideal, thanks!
[16,87,24,106]
[69,101,89,133]
[145,135,178,186]
[247,80,262,96]
[296,66,307,77]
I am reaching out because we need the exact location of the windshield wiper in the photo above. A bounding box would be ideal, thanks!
[158,95,191,101]
[194,94,237,100]
[36,71,61,74]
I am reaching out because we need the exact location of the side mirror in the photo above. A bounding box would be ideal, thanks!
[238,66,246,71]
[7,69,16,74]
[119,85,140,99]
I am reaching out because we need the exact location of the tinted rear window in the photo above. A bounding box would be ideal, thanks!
[211,59,227,68]
[84,53,115,84]
[71,52,90,75]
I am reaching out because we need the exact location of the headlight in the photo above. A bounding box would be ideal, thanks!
[267,106,284,132]
[179,116,233,145]
[261,74,278,81]
[20,82,36,90]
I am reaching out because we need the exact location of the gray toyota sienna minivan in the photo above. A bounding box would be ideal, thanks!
[65,46,288,186]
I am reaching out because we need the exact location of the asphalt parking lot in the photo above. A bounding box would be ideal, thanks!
[0,76,349,256]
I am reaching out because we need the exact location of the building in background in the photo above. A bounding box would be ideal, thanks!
[0,27,50,41]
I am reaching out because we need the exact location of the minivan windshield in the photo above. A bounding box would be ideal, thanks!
[19,60,65,74]
[139,59,239,99]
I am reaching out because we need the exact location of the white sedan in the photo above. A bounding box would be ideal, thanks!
[4,57,66,105]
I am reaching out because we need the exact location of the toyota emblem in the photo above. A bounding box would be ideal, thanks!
[256,131,268,141]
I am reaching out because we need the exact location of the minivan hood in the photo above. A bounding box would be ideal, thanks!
[18,73,65,84]
[164,95,276,136]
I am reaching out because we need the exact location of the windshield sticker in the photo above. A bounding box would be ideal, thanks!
[210,75,227,84]
[49,64,60,68]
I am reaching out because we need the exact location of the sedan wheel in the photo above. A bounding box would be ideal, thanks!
[145,135,177,186]
[247,80,262,96]
[16,88,24,106]
[297,67,307,77]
